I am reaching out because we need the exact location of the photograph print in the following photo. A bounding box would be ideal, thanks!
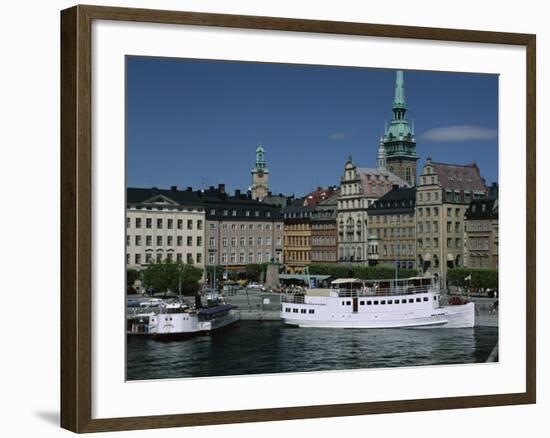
[125,57,499,381]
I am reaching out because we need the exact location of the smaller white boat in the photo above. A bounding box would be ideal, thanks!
[153,297,240,341]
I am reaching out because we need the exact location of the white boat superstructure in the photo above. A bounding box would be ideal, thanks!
[280,277,474,329]
[153,303,240,341]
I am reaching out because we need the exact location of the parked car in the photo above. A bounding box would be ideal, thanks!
[247,282,266,291]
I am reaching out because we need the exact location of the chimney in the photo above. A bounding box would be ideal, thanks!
[186,186,192,191]
[170,185,177,191]
[218,183,226,194]
[235,189,241,197]
[209,185,214,190]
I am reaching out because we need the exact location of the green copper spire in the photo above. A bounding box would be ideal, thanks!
[252,143,269,174]
[393,70,406,110]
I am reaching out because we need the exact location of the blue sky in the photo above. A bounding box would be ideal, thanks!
[126,56,498,196]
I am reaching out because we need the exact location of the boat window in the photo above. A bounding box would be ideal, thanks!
[423,297,429,302]
[373,301,379,305]
[416,298,421,302]
[342,301,346,306]
[401,299,407,303]
[381,300,386,305]
[360,301,365,305]
[293,308,298,313]
[388,300,393,304]
[308,309,315,314]
[408,299,414,303]
[394,300,400,304]
[367,301,372,305]
[346,301,351,306]
[285,308,290,312]
[301,309,307,314]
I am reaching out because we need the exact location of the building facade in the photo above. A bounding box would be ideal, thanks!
[379,70,418,186]
[282,204,315,273]
[464,196,499,269]
[126,187,206,269]
[366,187,416,269]
[415,159,488,284]
[202,184,284,269]
[337,157,408,265]
[251,143,269,201]
[311,193,339,264]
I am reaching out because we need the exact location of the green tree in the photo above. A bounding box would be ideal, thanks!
[142,260,202,294]
[126,268,140,286]
[447,268,498,290]
[308,264,417,280]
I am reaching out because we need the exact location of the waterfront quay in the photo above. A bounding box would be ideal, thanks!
[127,289,498,327]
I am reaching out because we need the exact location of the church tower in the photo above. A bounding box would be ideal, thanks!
[251,143,269,201]
[381,70,418,185]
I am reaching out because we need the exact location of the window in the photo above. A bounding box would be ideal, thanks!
[209,253,215,264]
[231,237,237,247]
[177,219,183,229]
[156,253,162,262]
[157,218,163,229]
[248,237,254,246]
[408,298,414,303]
[416,298,421,303]
[186,253,193,264]
[197,220,203,230]
[166,253,173,262]
[239,252,245,263]
[230,253,236,263]
[187,236,192,246]
[135,235,141,246]
[373,301,379,305]
[209,237,215,247]
[156,236,162,246]
[177,253,182,262]
[197,236,202,246]
[423,297,429,302]
[135,218,142,229]
[257,237,263,246]
[240,237,245,246]
[248,251,254,263]
[167,219,173,229]
[187,219,192,230]
[222,237,228,247]
[134,253,141,264]
[146,218,152,229]
[167,236,173,246]
[146,235,152,246]
[145,253,152,263]
[308,309,315,314]
[126,217,130,229]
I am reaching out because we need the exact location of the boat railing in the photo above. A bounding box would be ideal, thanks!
[336,286,432,297]
[280,286,433,304]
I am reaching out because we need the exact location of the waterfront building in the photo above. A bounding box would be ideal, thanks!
[282,203,315,273]
[251,143,269,201]
[464,192,499,269]
[126,187,206,269]
[311,193,339,265]
[378,70,418,186]
[366,186,416,269]
[337,157,408,265]
[415,158,488,284]
[202,184,284,269]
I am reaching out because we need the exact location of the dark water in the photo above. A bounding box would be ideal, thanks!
[126,322,498,380]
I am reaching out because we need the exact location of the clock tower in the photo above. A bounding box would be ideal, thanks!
[251,143,270,201]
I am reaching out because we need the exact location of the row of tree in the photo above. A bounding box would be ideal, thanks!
[447,268,498,290]
[128,260,203,294]
[308,264,417,280]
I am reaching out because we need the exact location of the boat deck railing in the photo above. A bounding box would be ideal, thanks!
[281,286,434,304]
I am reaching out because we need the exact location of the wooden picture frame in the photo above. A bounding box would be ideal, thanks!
[60,4,536,433]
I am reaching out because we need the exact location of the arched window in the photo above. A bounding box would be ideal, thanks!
[406,167,412,185]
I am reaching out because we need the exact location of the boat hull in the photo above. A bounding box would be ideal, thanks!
[281,296,475,329]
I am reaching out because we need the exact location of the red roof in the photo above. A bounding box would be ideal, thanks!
[431,162,487,192]
[303,186,339,207]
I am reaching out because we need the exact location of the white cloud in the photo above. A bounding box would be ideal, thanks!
[421,125,497,142]
[329,132,348,141]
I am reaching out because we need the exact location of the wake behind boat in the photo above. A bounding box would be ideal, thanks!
[280,277,474,329]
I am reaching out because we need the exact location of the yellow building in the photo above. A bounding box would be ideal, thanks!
[416,158,488,284]
[282,205,314,274]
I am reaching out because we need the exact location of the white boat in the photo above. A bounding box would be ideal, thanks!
[280,277,474,329]
[153,299,240,341]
